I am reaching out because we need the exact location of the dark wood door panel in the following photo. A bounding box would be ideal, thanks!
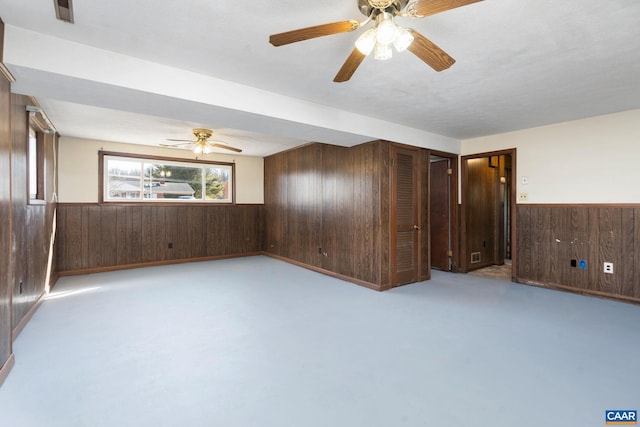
[430,159,450,270]
[391,147,420,286]
[395,230,417,284]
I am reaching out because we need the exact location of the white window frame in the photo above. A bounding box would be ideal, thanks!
[101,152,234,204]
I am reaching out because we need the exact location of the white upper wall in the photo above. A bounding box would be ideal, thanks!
[462,109,640,204]
[61,109,640,205]
[58,137,264,204]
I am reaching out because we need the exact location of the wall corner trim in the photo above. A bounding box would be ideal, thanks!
[0,353,15,388]
[0,63,15,82]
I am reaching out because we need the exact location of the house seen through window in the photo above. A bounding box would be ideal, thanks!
[102,153,233,203]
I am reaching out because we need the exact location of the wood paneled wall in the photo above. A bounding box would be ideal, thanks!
[56,204,263,273]
[10,94,58,331]
[264,141,394,290]
[517,205,640,302]
[0,63,12,377]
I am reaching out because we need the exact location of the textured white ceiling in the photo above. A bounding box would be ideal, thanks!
[1,0,639,156]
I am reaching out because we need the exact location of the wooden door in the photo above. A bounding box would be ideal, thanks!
[430,157,451,270]
[391,147,420,286]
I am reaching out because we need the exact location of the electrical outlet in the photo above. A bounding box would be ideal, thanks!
[603,262,614,274]
[519,192,529,201]
[168,242,173,249]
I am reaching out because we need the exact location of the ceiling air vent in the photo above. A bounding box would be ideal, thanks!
[54,0,74,23]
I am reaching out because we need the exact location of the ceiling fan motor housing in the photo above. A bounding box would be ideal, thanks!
[359,0,409,16]
[193,128,213,141]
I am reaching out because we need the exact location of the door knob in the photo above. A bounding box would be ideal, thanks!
[414,225,420,230]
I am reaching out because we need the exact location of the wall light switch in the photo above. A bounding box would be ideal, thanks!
[521,176,529,185]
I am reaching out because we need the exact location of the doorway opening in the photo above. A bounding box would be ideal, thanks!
[428,151,458,272]
[461,149,516,281]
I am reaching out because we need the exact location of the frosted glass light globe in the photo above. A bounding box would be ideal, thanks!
[355,28,377,55]
[374,42,393,60]
[376,19,397,45]
[393,27,414,52]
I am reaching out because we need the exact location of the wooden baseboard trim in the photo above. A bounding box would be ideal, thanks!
[57,252,263,277]
[12,294,45,341]
[262,252,383,291]
[0,353,15,387]
[516,277,640,305]
[517,203,640,208]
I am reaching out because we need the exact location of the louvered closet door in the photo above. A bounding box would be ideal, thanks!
[391,147,420,286]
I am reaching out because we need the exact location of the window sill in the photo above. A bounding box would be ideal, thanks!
[99,201,235,206]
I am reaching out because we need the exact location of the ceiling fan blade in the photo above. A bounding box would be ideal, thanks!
[161,141,193,147]
[412,0,483,17]
[211,143,242,153]
[333,48,366,83]
[407,30,455,72]
[269,20,359,46]
[166,138,195,143]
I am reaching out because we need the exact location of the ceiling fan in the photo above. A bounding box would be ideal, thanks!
[269,0,483,82]
[161,128,242,154]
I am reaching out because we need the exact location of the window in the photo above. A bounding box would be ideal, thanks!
[28,124,45,202]
[101,152,234,204]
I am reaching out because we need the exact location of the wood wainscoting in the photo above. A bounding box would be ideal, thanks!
[56,204,263,274]
[10,94,58,337]
[264,140,431,291]
[0,55,13,378]
[264,142,392,290]
[517,204,640,303]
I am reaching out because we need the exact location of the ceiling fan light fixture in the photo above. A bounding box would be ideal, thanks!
[393,26,414,52]
[355,28,377,55]
[164,128,242,153]
[270,0,479,82]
